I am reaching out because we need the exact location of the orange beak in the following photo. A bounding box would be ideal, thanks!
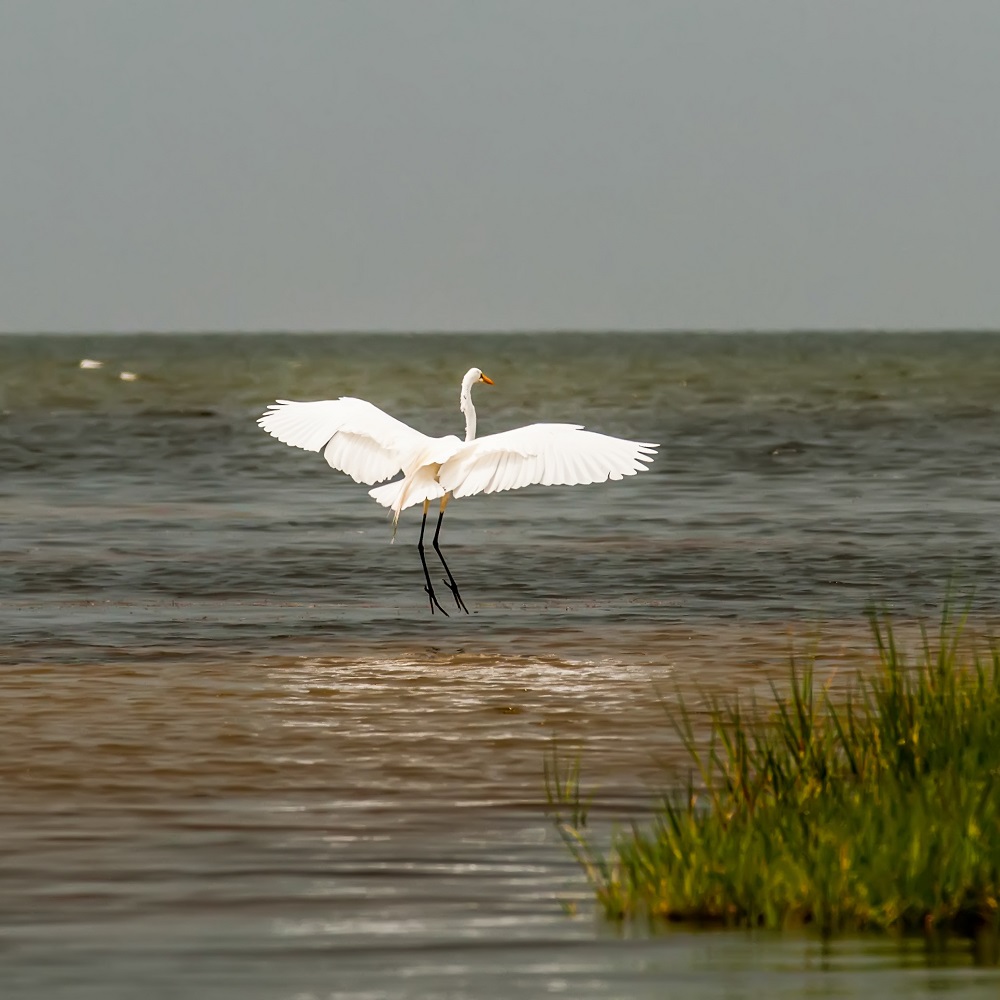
[479,373,494,385]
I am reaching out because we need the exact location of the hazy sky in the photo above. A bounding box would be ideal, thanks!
[2,1,998,331]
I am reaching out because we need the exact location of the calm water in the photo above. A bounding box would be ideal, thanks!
[3,331,1000,998]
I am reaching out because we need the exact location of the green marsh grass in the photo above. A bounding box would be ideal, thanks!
[546,608,1000,951]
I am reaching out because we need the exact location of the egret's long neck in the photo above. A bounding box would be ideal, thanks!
[460,377,477,442]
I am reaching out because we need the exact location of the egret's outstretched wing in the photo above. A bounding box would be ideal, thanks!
[438,423,657,498]
[257,397,430,485]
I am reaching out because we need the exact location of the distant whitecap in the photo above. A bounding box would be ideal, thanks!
[119,371,138,381]
[79,358,103,369]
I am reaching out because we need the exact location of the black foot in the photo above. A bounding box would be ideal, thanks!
[424,584,449,616]
[442,577,469,614]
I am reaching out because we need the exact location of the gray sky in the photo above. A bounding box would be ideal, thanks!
[2,0,998,332]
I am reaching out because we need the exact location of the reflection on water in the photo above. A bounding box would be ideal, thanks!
[3,332,1000,996]
[6,638,1000,998]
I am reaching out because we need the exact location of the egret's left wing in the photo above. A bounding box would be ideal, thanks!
[437,423,657,498]
[257,396,431,485]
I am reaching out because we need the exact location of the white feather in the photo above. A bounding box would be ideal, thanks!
[258,370,657,522]
[257,397,435,485]
[439,424,656,498]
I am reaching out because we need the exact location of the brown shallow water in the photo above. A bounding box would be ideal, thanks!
[3,331,1000,996]
[5,603,1000,998]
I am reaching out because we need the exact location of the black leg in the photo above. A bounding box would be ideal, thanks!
[432,507,469,614]
[418,506,448,615]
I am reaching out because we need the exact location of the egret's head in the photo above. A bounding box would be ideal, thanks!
[460,368,494,420]
[460,368,494,438]
[466,367,494,386]
[462,367,494,396]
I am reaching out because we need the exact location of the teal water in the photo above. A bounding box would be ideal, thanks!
[2,331,999,997]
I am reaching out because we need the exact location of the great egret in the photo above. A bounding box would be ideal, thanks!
[258,368,657,614]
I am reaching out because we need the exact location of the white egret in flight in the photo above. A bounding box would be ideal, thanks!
[258,368,657,614]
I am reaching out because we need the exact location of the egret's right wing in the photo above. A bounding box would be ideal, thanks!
[438,423,658,498]
[257,397,430,485]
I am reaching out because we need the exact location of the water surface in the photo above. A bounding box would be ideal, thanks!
[3,331,1000,997]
